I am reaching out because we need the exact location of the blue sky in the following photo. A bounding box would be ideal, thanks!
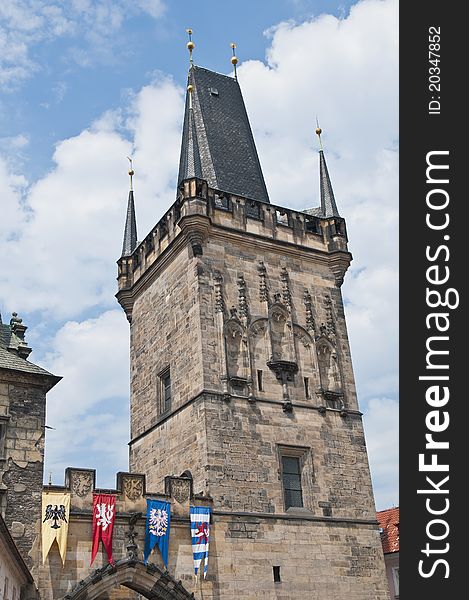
[0,0,398,510]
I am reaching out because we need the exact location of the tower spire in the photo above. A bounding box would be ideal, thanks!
[121,158,138,257]
[230,43,238,81]
[315,124,340,218]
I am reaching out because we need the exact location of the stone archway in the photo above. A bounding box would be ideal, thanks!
[64,558,194,600]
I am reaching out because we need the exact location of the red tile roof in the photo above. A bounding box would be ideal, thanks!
[377,506,399,554]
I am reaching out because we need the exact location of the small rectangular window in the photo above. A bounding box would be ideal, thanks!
[273,566,281,583]
[281,455,303,509]
[257,370,263,392]
[304,377,310,399]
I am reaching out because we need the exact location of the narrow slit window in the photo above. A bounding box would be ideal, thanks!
[304,377,310,399]
[257,369,263,392]
[158,367,171,415]
[0,422,7,459]
[273,566,281,583]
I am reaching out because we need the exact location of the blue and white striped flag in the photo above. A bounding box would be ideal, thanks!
[190,505,211,579]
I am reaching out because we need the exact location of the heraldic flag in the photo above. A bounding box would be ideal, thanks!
[42,492,70,565]
[190,505,211,579]
[144,499,171,566]
[91,493,116,565]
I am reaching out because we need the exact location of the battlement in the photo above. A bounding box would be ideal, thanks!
[117,177,349,297]
[44,468,210,518]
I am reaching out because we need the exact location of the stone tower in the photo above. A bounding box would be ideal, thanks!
[117,64,389,599]
[0,312,60,567]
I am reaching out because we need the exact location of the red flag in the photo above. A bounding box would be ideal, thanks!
[91,493,116,565]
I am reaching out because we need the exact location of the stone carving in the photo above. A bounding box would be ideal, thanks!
[225,318,248,381]
[250,319,267,336]
[280,267,292,311]
[303,289,315,332]
[294,330,311,348]
[169,478,191,503]
[317,341,341,394]
[258,261,269,303]
[124,477,144,501]
[126,512,142,559]
[213,271,225,313]
[270,304,290,361]
[71,471,93,497]
[237,274,249,320]
[324,295,336,337]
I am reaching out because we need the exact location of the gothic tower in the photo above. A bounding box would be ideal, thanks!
[117,61,389,599]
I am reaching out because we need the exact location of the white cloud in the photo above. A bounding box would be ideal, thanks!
[0,75,184,319]
[363,397,399,510]
[0,155,28,240]
[0,0,166,87]
[42,310,130,484]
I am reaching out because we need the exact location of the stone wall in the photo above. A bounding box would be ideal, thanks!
[129,243,204,442]
[204,395,375,520]
[0,371,48,568]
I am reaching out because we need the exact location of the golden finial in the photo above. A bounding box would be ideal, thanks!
[48,472,52,486]
[315,117,323,150]
[127,156,134,191]
[230,42,238,80]
[187,83,194,109]
[186,28,195,66]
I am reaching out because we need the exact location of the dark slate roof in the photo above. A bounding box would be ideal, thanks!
[302,206,322,217]
[178,65,270,203]
[121,189,138,257]
[319,150,340,217]
[0,346,59,382]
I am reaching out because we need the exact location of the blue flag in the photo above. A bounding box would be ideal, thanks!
[144,499,171,566]
[190,505,211,578]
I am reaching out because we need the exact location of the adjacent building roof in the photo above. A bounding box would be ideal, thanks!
[377,507,399,554]
[0,314,61,389]
[178,65,270,204]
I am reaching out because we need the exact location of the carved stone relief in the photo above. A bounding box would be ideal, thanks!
[123,477,144,501]
[71,471,93,497]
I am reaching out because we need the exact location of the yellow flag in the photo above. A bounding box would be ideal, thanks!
[42,492,70,565]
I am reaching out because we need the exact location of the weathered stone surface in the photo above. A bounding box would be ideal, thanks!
[10,520,25,538]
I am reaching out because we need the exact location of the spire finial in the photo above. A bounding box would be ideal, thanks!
[127,156,134,191]
[186,28,195,66]
[187,79,194,110]
[315,117,323,150]
[231,42,238,81]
